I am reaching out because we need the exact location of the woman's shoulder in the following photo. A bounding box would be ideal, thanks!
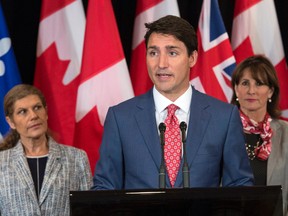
[0,141,22,157]
[57,144,87,156]
[49,137,87,157]
[272,119,288,128]
[59,144,86,154]
[271,119,288,137]
[0,148,10,160]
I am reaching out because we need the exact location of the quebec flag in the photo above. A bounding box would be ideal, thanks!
[0,3,21,140]
[190,0,236,102]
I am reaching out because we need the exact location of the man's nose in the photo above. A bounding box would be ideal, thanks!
[158,54,168,68]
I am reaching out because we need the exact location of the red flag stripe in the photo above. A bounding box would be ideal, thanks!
[34,0,85,146]
[232,0,288,119]
[190,0,235,102]
[135,0,163,16]
[130,0,180,96]
[74,0,134,172]
[233,0,261,18]
[40,0,76,20]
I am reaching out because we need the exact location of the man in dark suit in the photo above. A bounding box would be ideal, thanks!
[92,15,254,189]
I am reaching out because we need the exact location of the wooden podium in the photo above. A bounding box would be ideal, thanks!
[70,186,283,216]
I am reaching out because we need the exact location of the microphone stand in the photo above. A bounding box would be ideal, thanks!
[158,122,166,189]
[180,121,190,188]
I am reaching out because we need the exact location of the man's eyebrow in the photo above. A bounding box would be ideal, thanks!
[147,45,180,50]
[166,45,180,49]
[147,45,158,49]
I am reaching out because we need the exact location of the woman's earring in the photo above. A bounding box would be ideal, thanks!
[236,98,239,101]
[268,98,272,103]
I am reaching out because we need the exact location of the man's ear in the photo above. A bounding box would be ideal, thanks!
[6,116,16,130]
[189,50,198,68]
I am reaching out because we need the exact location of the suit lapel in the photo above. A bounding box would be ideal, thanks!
[11,142,39,205]
[136,89,212,187]
[186,89,211,167]
[39,139,62,205]
[134,90,162,171]
[174,89,211,187]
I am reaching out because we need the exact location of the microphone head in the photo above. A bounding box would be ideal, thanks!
[159,122,166,132]
[180,121,187,131]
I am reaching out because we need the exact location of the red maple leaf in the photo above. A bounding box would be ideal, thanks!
[34,42,79,146]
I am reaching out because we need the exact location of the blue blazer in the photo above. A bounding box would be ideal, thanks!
[93,87,254,189]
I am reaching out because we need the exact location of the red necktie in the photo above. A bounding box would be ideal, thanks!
[164,104,181,187]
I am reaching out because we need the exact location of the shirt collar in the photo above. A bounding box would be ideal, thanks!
[153,86,192,114]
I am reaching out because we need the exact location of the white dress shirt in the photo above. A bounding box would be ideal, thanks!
[153,85,192,134]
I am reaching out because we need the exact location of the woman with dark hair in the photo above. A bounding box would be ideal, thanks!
[231,55,288,215]
[0,84,92,215]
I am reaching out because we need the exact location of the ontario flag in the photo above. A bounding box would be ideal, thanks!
[232,0,288,119]
[34,0,86,145]
[73,0,134,172]
[190,0,236,102]
[130,0,180,96]
[0,2,21,140]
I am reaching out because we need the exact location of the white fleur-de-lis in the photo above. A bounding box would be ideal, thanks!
[0,37,11,76]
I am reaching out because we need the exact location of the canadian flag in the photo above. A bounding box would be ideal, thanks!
[130,0,180,96]
[34,0,85,146]
[232,0,288,119]
[73,0,134,171]
[190,0,235,102]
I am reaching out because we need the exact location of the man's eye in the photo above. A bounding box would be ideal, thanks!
[169,51,177,56]
[148,51,157,56]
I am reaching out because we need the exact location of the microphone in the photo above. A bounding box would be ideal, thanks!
[180,121,190,188]
[158,122,166,189]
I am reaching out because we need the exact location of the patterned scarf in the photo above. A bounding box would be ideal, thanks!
[240,110,273,160]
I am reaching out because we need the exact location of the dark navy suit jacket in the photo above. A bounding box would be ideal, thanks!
[92,87,254,189]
